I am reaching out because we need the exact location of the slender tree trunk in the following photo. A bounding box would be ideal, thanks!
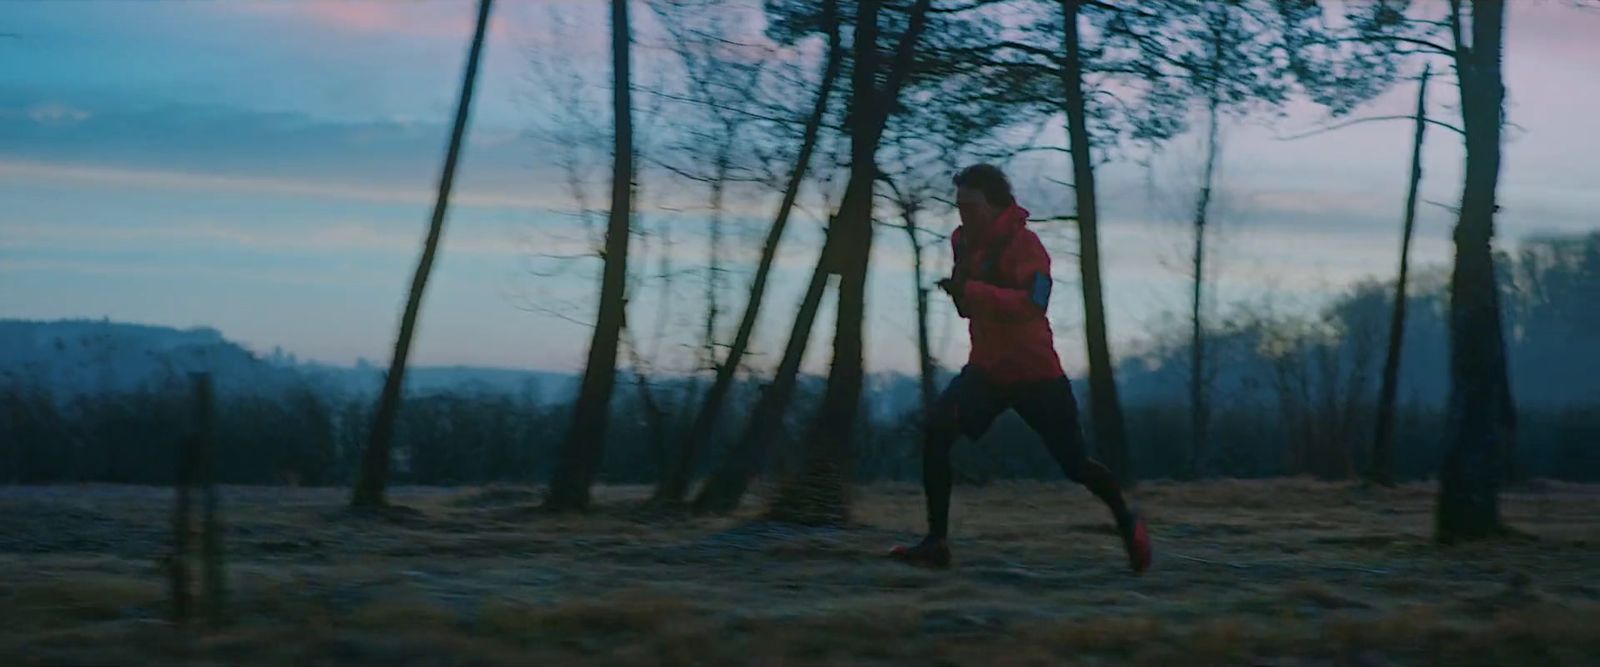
[169,407,195,623]
[195,373,225,627]
[746,0,930,523]
[765,0,881,523]
[1370,65,1431,487]
[665,1,843,507]
[766,0,936,525]
[704,140,730,369]
[351,0,492,508]
[692,239,834,514]
[1188,88,1221,479]
[765,176,874,525]
[621,330,670,487]
[1060,0,1129,482]
[1438,0,1513,543]
[547,0,634,511]
[903,210,938,417]
[652,141,731,505]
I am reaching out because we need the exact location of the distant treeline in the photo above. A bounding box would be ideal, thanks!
[3,233,1597,487]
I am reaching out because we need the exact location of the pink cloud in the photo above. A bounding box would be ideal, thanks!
[227,1,513,39]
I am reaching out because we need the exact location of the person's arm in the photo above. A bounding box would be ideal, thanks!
[939,229,971,318]
[962,233,1051,322]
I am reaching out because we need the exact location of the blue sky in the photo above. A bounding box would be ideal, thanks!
[3,1,1598,376]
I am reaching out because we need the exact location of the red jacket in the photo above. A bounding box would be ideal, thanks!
[951,203,1065,386]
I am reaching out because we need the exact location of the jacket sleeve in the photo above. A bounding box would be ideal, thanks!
[946,229,971,318]
[961,232,1051,322]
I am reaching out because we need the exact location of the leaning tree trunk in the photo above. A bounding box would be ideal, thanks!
[651,140,728,505]
[1437,0,1514,544]
[351,0,492,508]
[764,0,932,525]
[546,0,634,512]
[656,0,843,506]
[766,181,874,525]
[765,0,880,521]
[1370,65,1431,487]
[1060,0,1130,482]
[691,239,834,514]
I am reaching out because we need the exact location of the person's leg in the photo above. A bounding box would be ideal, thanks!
[923,412,959,542]
[1013,376,1131,527]
[1014,376,1150,571]
[892,367,1006,566]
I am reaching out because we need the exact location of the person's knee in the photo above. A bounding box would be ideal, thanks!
[1052,446,1089,482]
[924,435,955,461]
[923,415,959,454]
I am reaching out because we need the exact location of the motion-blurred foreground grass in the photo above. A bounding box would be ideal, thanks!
[2,479,1596,666]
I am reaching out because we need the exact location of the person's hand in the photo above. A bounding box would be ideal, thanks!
[938,276,969,317]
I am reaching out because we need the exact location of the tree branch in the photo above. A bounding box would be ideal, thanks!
[939,40,1064,64]
[1448,0,1466,58]
[1336,35,1456,57]
[875,0,936,118]
[926,0,1011,13]
[1276,115,1465,141]
[633,87,799,126]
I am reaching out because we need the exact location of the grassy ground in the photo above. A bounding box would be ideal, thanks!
[1,479,1597,666]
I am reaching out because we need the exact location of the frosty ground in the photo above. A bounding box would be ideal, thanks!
[2,479,1597,666]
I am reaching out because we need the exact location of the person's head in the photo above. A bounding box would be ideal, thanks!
[952,163,1014,231]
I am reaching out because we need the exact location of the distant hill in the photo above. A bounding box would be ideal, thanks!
[0,319,934,415]
[0,319,307,400]
[0,319,579,405]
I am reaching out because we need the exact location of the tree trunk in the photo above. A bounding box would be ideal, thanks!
[766,180,873,526]
[664,1,843,508]
[1188,81,1221,479]
[903,208,938,418]
[1060,0,1129,482]
[195,373,225,627]
[1370,65,1431,487]
[351,0,492,508]
[546,0,633,511]
[169,398,195,623]
[651,138,729,506]
[1437,0,1513,543]
[691,239,834,514]
[764,0,932,525]
[623,332,671,488]
[765,0,882,524]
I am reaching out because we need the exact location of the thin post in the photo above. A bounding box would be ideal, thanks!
[193,373,226,626]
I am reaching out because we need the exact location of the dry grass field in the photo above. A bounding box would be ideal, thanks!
[2,479,1597,666]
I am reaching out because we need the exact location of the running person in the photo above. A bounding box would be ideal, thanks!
[889,164,1152,572]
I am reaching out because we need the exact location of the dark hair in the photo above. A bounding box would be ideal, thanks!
[952,163,1015,208]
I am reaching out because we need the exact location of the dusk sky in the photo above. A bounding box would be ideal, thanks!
[3,1,1598,377]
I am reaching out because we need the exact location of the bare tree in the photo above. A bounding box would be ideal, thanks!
[351,0,492,508]
[545,0,636,511]
[1058,0,1132,483]
[1369,65,1433,487]
[684,0,845,512]
[1284,0,1522,542]
[1261,304,1381,480]
[1436,0,1516,541]
[885,176,942,420]
[1184,5,1230,479]
[639,0,816,505]
[766,0,935,526]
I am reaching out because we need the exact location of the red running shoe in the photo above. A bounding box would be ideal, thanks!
[1122,513,1152,573]
[888,538,951,569]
